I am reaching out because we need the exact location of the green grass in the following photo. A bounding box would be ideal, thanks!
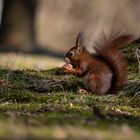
[0,44,139,139]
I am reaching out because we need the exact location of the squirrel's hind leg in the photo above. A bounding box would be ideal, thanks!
[83,74,97,94]
[78,88,90,95]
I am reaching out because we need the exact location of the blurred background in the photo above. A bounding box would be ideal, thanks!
[0,0,140,69]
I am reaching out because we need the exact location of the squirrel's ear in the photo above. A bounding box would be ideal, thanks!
[76,32,84,49]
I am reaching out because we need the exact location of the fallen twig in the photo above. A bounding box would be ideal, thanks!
[136,48,140,75]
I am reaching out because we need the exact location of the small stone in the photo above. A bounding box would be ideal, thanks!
[70,103,73,108]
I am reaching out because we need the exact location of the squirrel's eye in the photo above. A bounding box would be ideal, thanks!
[69,52,74,57]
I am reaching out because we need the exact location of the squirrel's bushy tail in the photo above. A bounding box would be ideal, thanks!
[94,32,134,92]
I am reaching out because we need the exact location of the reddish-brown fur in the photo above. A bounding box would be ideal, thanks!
[63,32,134,95]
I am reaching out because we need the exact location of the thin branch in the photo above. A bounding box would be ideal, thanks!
[136,48,140,75]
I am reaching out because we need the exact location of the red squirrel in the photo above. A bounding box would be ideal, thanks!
[63,32,134,95]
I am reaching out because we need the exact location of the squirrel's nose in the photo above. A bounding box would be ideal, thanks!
[63,57,70,63]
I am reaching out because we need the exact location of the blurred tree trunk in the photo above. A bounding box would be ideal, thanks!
[0,0,3,25]
[0,0,38,52]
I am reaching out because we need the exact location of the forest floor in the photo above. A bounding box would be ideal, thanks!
[0,44,139,140]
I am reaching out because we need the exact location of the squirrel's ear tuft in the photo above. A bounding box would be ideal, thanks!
[76,32,84,49]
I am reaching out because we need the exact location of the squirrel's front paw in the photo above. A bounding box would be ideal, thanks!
[62,63,73,73]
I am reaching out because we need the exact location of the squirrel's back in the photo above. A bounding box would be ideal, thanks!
[93,32,134,92]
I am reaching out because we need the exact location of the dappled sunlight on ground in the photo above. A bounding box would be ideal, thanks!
[0,52,64,70]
